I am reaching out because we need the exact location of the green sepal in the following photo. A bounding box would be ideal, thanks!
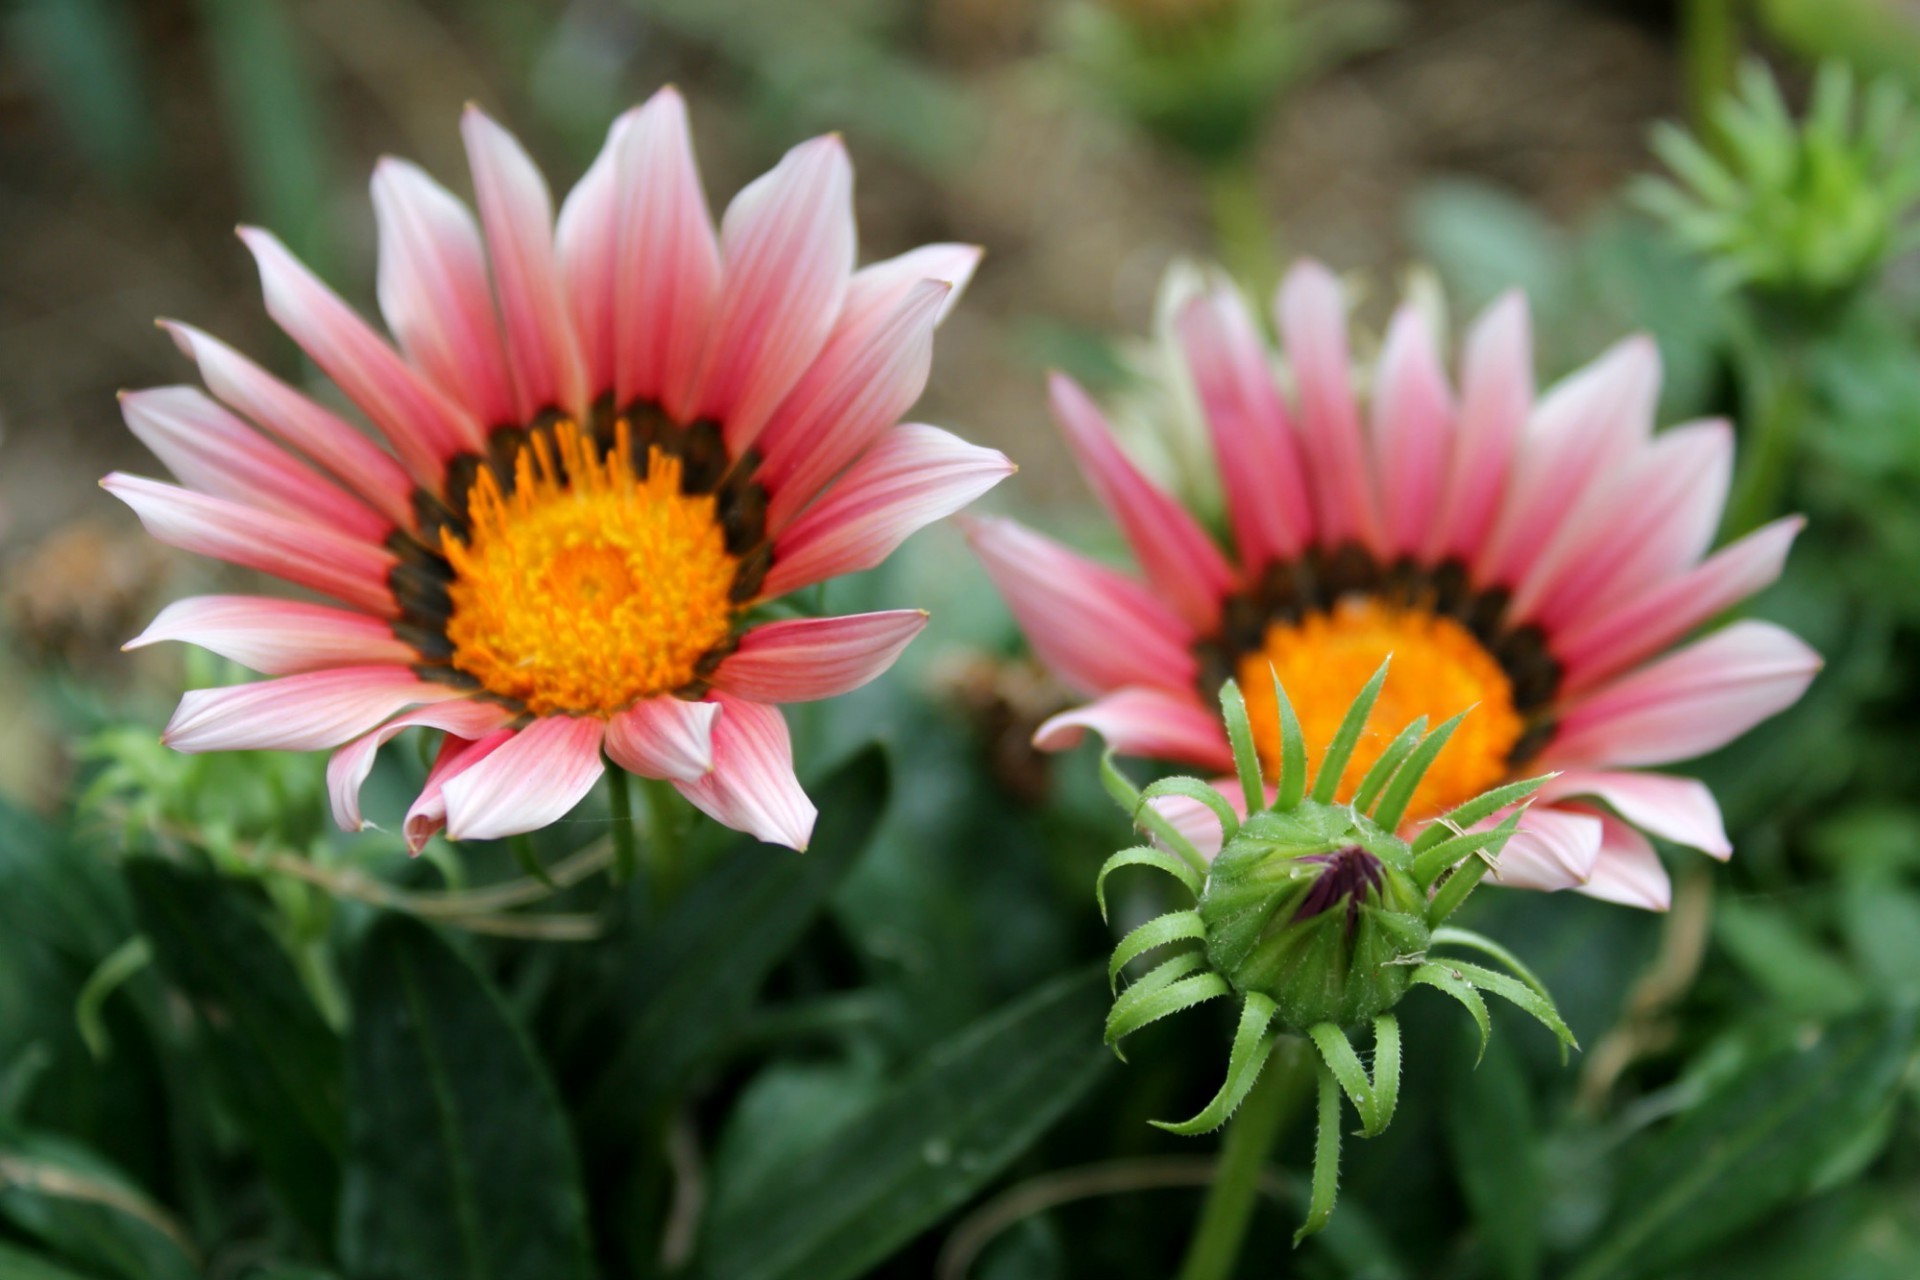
[1413,961,1491,1063]
[1101,751,1208,874]
[1350,716,1427,816]
[1150,992,1279,1136]
[1103,971,1229,1048]
[1108,910,1205,992]
[1434,957,1578,1060]
[1410,775,1552,857]
[1219,679,1266,818]
[1310,660,1389,804]
[1095,845,1202,923]
[1272,669,1308,810]
[1307,1017,1401,1139]
[1295,1058,1343,1246]
[1370,709,1468,832]
[1411,808,1527,889]
[1431,925,1555,1005]
[1425,811,1525,923]
[1139,777,1239,848]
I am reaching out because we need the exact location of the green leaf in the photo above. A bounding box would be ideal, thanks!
[1094,846,1202,922]
[583,748,889,1132]
[1413,962,1491,1061]
[0,1239,110,1280]
[1307,1019,1400,1138]
[1311,661,1389,804]
[123,857,341,1246]
[1410,776,1549,857]
[1099,753,1207,874]
[0,1128,199,1280]
[1107,910,1204,991]
[1139,778,1238,847]
[1716,897,1867,1016]
[1442,959,1578,1054]
[695,969,1110,1280]
[1295,1063,1342,1245]
[1219,680,1266,817]
[1272,670,1308,810]
[1445,1030,1541,1280]
[1151,992,1278,1135]
[1839,875,1920,1002]
[1567,1008,1918,1280]
[1351,716,1427,816]
[339,915,590,1280]
[1370,710,1467,832]
[1104,972,1230,1044]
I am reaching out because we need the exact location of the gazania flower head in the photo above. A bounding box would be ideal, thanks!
[107,89,1011,852]
[967,259,1820,908]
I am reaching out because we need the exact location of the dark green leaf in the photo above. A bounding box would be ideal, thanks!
[1569,1008,1917,1280]
[339,915,590,1280]
[0,1128,199,1280]
[583,748,890,1130]
[124,857,341,1246]
[1445,1029,1540,1280]
[1840,875,1920,1002]
[0,1239,109,1280]
[696,968,1110,1280]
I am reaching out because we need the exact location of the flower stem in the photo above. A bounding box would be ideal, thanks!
[1175,1035,1315,1280]
[1723,334,1811,538]
[638,776,686,909]
[606,763,639,888]
[1682,0,1740,144]
[1202,159,1278,297]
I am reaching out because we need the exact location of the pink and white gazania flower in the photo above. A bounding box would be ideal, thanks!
[965,260,1820,910]
[106,89,1011,852]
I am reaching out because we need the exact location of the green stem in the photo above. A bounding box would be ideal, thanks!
[1723,334,1811,538]
[1175,1035,1315,1280]
[1682,0,1740,147]
[638,777,686,910]
[1202,159,1277,297]
[607,763,639,888]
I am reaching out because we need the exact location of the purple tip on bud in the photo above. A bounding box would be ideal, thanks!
[1291,846,1387,937]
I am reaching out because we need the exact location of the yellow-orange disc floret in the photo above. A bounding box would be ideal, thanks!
[442,421,739,716]
[1236,597,1524,824]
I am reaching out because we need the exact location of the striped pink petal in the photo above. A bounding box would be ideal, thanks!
[406,729,517,855]
[371,156,518,427]
[759,280,948,527]
[1549,620,1821,768]
[697,135,855,452]
[127,595,415,674]
[673,696,816,850]
[162,666,465,753]
[1542,769,1732,859]
[461,105,587,421]
[442,714,606,842]
[120,386,388,542]
[841,243,981,327]
[327,699,517,833]
[599,88,723,415]
[1475,335,1660,589]
[1278,261,1381,552]
[1178,285,1313,565]
[103,473,397,617]
[1034,686,1232,770]
[555,122,622,400]
[762,424,1013,598]
[1049,373,1233,630]
[239,226,483,481]
[161,320,416,527]
[1428,291,1532,561]
[1371,304,1456,556]
[712,610,927,704]
[604,696,720,782]
[1488,806,1603,892]
[1557,516,1804,696]
[1576,814,1673,910]
[961,515,1197,698]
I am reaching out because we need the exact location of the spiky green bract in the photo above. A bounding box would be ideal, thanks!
[1199,802,1428,1031]
[1095,673,1578,1245]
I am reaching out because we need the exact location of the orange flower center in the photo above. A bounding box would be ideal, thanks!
[1236,597,1523,825]
[442,420,738,716]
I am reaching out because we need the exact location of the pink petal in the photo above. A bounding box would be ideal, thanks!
[127,594,415,674]
[1428,291,1533,562]
[461,105,587,421]
[695,135,855,452]
[961,515,1197,698]
[120,386,388,542]
[604,696,720,782]
[1575,814,1673,910]
[1177,285,1313,565]
[554,125,622,401]
[762,424,1013,598]
[162,666,466,753]
[759,280,948,528]
[1487,806,1603,892]
[840,243,981,327]
[1277,261,1381,552]
[161,320,417,527]
[1048,373,1233,630]
[239,226,483,482]
[103,473,397,616]
[326,699,516,833]
[1474,335,1661,589]
[1370,304,1456,556]
[442,713,606,842]
[672,696,816,850]
[712,610,927,704]
[1541,769,1732,859]
[371,156,518,427]
[1034,686,1232,770]
[600,87,722,416]
[406,729,517,855]
[1512,420,1733,631]
[1549,620,1821,768]
[1558,516,1805,696]
[1149,775,1259,861]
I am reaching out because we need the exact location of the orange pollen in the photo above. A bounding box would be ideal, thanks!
[441,420,738,716]
[1236,597,1523,826]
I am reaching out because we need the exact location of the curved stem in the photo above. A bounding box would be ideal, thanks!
[1175,1034,1315,1280]
[607,762,639,887]
[1682,0,1739,145]
[1723,332,1811,538]
[1202,159,1278,296]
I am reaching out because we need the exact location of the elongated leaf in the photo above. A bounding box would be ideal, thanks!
[1568,1008,1918,1280]
[1295,1064,1342,1245]
[1094,846,1201,922]
[696,969,1110,1280]
[1100,753,1206,874]
[1107,910,1204,990]
[0,1239,108,1280]
[1445,1030,1541,1280]
[1371,710,1467,832]
[123,857,341,1245]
[1272,671,1308,810]
[1105,973,1230,1044]
[1311,661,1389,804]
[339,915,590,1280]
[1352,717,1427,816]
[583,749,889,1131]
[1152,992,1278,1135]
[1139,778,1238,847]
[1413,963,1491,1060]
[1218,681,1265,816]
[0,1127,199,1280]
